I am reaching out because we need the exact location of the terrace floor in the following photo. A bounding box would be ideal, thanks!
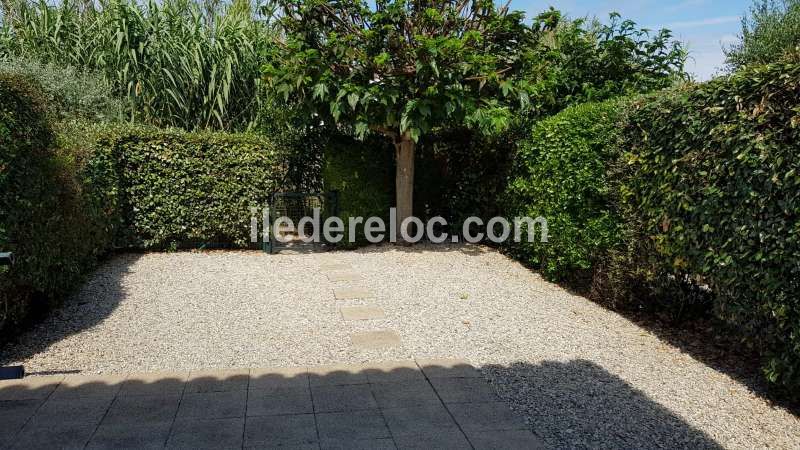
[0,359,542,449]
[1,244,799,448]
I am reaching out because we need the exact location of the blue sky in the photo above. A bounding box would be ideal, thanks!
[514,0,752,79]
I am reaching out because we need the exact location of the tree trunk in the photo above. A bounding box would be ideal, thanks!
[394,135,415,244]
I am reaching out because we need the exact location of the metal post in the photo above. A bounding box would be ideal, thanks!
[0,252,25,380]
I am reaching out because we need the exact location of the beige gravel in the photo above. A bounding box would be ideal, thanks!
[1,243,798,448]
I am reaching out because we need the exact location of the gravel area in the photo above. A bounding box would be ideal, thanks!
[2,244,798,448]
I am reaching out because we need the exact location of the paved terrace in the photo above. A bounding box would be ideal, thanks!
[0,359,541,449]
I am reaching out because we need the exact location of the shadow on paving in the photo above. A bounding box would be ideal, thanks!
[0,359,722,449]
[0,253,140,370]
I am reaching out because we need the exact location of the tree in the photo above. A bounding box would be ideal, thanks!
[725,0,800,70]
[528,13,687,112]
[263,0,551,242]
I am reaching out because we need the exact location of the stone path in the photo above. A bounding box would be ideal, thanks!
[0,359,543,449]
[318,261,399,351]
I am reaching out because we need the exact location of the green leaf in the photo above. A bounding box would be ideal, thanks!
[347,92,359,111]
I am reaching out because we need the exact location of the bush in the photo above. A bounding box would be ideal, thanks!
[0,74,113,333]
[415,128,515,232]
[80,126,288,249]
[618,61,800,393]
[322,135,394,247]
[502,101,624,281]
[725,0,800,71]
[0,57,122,123]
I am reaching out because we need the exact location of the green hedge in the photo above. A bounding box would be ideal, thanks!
[0,75,113,332]
[619,62,800,392]
[502,101,624,280]
[82,127,287,249]
[322,135,394,247]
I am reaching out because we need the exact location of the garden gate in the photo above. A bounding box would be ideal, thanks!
[266,191,338,254]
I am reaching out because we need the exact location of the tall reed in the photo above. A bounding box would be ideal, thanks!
[1,0,274,130]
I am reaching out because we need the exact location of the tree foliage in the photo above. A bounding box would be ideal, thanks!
[725,0,800,71]
[524,11,687,116]
[263,0,553,141]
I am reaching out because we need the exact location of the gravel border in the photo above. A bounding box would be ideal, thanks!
[2,244,798,448]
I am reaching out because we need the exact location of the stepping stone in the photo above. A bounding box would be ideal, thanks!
[350,331,402,350]
[326,271,361,282]
[340,306,385,321]
[334,287,374,300]
[320,263,351,271]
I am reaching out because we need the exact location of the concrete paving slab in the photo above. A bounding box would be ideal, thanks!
[320,263,351,271]
[86,422,171,450]
[12,420,96,450]
[465,428,546,450]
[333,287,375,299]
[447,401,528,432]
[249,366,309,391]
[312,384,378,413]
[247,388,313,416]
[119,372,188,397]
[363,360,425,383]
[321,437,397,449]
[185,368,249,393]
[316,410,391,441]
[0,376,63,401]
[429,377,499,404]
[392,429,471,449]
[167,417,244,450]
[340,306,386,321]
[50,374,125,399]
[370,380,439,409]
[308,363,369,386]
[350,331,402,349]
[35,396,113,425]
[244,414,317,447]
[102,394,181,425]
[415,358,481,379]
[381,404,459,436]
[177,390,247,420]
[325,271,362,282]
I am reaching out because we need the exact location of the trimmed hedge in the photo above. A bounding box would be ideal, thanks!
[322,135,394,247]
[0,75,113,331]
[81,127,287,249]
[619,62,800,392]
[502,101,624,280]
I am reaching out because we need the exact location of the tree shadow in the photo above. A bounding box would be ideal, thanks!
[0,359,727,449]
[484,359,725,449]
[0,253,140,367]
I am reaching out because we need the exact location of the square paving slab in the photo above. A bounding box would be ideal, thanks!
[333,287,375,299]
[325,271,362,282]
[340,306,386,321]
[319,263,351,271]
[350,331,402,349]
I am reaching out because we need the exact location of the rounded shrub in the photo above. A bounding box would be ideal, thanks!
[502,100,624,281]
